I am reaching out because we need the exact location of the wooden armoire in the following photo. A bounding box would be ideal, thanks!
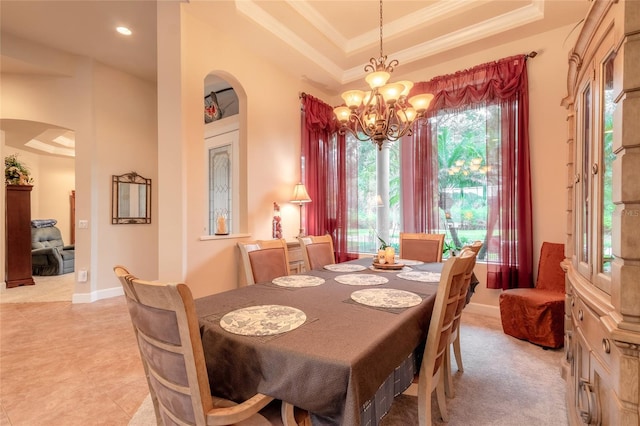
[562,0,640,424]
[5,185,34,288]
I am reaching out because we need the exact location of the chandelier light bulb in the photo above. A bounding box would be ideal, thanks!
[365,113,378,128]
[342,90,365,108]
[408,93,434,112]
[379,83,405,104]
[365,71,391,89]
[334,106,351,123]
[398,107,417,123]
[397,81,414,97]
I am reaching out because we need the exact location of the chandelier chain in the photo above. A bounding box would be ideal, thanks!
[378,0,384,59]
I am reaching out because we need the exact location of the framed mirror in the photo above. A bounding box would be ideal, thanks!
[112,172,151,224]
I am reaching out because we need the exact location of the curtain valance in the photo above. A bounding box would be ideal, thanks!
[412,55,528,114]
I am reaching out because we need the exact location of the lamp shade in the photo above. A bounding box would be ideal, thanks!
[334,106,351,123]
[290,183,311,204]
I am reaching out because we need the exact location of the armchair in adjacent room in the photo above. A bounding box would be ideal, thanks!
[31,224,75,275]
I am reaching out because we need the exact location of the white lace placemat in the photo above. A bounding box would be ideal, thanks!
[272,275,325,288]
[324,263,367,272]
[350,288,422,308]
[220,305,307,336]
[397,271,441,283]
[334,274,389,286]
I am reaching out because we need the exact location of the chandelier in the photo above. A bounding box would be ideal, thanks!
[333,0,434,151]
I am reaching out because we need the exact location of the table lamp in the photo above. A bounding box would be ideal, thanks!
[290,182,311,237]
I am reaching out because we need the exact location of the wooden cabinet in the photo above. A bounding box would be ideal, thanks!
[5,185,35,288]
[562,1,640,424]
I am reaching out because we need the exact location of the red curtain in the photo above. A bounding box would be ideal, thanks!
[300,94,358,262]
[400,121,440,233]
[300,54,533,289]
[409,55,533,289]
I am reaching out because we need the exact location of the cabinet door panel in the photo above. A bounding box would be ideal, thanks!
[574,327,593,421]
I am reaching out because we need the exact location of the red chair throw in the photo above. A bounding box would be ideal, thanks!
[499,242,566,348]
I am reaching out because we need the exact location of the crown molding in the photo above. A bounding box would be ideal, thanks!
[236,0,545,85]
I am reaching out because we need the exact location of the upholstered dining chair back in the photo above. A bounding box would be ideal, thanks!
[238,239,290,285]
[462,240,483,256]
[113,266,273,426]
[399,233,445,263]
[443,247,478,398]
[297,234,335,271]
[498,242,566,348]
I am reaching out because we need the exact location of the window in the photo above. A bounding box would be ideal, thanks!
[353,107,493,259]
[348,134,401,253]
[433,107,493,258]
[205,123,239,235]
[601,52,615,275]
[302,55,532,288]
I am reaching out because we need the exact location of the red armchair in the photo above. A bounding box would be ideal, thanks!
[499,242,566,348]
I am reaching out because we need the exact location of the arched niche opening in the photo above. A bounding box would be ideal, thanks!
[1,118,76,286]
[203,73,247,235]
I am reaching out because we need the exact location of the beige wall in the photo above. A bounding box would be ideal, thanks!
[157,3,332,298]
[1,38,158,300]
[90,63,158,300]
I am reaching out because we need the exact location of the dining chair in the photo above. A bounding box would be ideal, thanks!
[113,265,274,426]
[400,250,476,425]
[399,232,446,263]
[238,238,291,285]
[297,234,335,271]
[463,240,483,255]
[443,246,479,398]
[499,242,566,348]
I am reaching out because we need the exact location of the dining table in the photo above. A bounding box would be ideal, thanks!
[194,256,447,426]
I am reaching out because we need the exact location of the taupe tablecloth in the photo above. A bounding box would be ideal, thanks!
[195,258,444,425]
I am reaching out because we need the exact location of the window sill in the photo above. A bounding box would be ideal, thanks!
[199,233,251,241]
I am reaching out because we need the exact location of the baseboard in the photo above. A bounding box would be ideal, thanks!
[464,302,501,318]
[72,285,124,303]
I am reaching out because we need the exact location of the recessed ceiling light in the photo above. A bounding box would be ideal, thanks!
[116,26,132,36]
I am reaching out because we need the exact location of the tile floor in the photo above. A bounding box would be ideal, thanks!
[0,296,148,426]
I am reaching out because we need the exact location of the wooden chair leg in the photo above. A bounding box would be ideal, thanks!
[417,375,432,426]
[281,402,296,426]
[444,346,454,398]
[436,370,448,422]
[453,332,464,372]
[281,402,311,426]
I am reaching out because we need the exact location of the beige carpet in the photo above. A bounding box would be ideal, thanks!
[0,273,74,303]
[129,312,567,425]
